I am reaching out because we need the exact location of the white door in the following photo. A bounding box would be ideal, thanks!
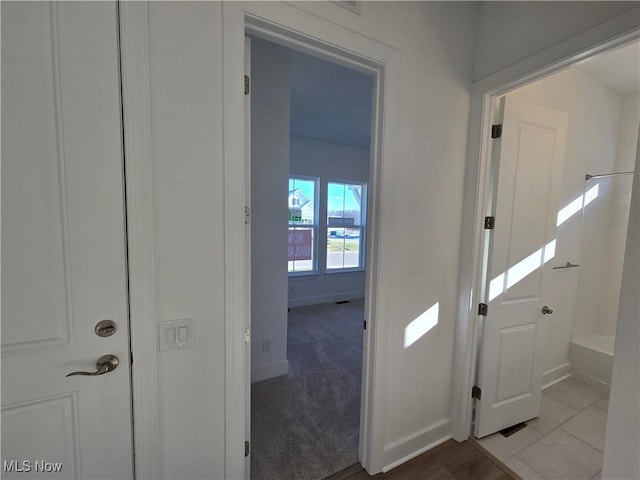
[474,99,568,438]
[1,3,133,478]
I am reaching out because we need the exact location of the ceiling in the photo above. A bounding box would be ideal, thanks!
[574,41,640,95]
[289,49,373,148]
[285,40,638,149]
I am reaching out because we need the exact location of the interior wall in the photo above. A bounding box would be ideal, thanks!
[602,121,640,480]
[616,94,640,172]
[506,67,625,384]
[473,2,639,81]
[289,135,370,307]
[251,37,290,383]
[599,94,639,339]
[599,94,640,340]
[146,4,226,477]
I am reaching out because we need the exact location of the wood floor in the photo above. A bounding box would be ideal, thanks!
[325,440,518,480]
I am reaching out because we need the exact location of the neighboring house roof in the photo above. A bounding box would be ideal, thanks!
[288,189,311,209]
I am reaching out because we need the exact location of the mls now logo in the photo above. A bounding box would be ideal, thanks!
[4,460,63,473]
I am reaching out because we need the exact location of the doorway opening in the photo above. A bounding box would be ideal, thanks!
[249,36,373,480]
[470,40,638,479]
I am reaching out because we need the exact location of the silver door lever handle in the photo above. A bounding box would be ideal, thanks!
[541,306,554,315]
[66,354,119,377]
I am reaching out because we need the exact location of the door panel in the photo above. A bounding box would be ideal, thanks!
[2,3,133,478]
[475,99,567,438]
[2,2,70,351]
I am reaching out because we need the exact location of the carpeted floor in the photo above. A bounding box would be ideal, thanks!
[251,299,364,480]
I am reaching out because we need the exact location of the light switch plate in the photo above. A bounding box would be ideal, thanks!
[159,317,195,351]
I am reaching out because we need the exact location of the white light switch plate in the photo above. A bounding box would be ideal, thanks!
[159,318,195,351]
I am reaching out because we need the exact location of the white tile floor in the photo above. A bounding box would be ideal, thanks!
[477,377,608,480]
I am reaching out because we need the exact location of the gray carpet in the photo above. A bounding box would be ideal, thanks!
[251,299,364,480]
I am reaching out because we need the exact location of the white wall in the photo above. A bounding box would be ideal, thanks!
[289,135,369,307]
[251,37,290,382]
[600,94,638,341]
[506,68,626,384]
[473,2,639,81]
[616,94,640,172]
[147,4,226,477]
[602,124,640,480]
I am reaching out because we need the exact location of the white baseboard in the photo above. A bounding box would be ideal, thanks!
[572,370,610,393]
[382,418,451,473]
[542,362,571,390]
[251,360,289,383]
[288,290,364,308]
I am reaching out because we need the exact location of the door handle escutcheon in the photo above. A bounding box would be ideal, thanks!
[66,355,119,377]
[541,305,554,315]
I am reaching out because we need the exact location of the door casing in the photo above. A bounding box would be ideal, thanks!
[451,14,640,442]
[221,3,401,477]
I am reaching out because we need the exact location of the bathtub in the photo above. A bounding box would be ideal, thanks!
[570,335,615,392]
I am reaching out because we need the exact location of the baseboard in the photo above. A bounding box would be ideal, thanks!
[251,359,289,383]
[382,418,451,473]
[572,370,610,392]
[542,362,571,389]
[288,291,365,308]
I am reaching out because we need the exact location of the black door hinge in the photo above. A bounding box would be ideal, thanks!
[472,386,482,400]
[363,320,367,330]
[484,216,495,230]
[478,303,488,316]
[245,441,250,457]
[491,124,503,139]
[244,75,250,95]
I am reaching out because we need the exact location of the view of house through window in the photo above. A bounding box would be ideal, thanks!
[288,177,317,273]
[327,182,365,270]
[288,177,366,274]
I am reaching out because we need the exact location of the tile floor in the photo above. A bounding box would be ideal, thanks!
[476,377,608,480]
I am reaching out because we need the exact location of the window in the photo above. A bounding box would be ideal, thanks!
[288,177,318,273]
[327,182,366,270]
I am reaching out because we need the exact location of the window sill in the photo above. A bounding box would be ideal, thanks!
[288,271,319,278]
[324,268,365,275]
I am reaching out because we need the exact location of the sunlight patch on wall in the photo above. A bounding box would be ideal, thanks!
[404,302,439,349]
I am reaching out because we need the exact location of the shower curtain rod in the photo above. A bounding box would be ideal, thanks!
[585,171,634,180]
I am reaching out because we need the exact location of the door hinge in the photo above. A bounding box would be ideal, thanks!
[484,216,495,230]
[491,124,503,139]
[363,320,367,330]
[478,303,488,316]
[472,386,482,400]
[245,206,251,225]
[244,326,251,344]
[245,440,250,457]
[244,75,250,95]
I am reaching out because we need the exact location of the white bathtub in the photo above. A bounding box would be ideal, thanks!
[570,335,615,392]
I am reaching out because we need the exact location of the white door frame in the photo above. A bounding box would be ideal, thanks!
[119,3,161,478]
[451,10,640,442]
[222,3,401,477]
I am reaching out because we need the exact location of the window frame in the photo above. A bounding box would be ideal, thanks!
[325,180,367,273]
[288,175,319,275]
